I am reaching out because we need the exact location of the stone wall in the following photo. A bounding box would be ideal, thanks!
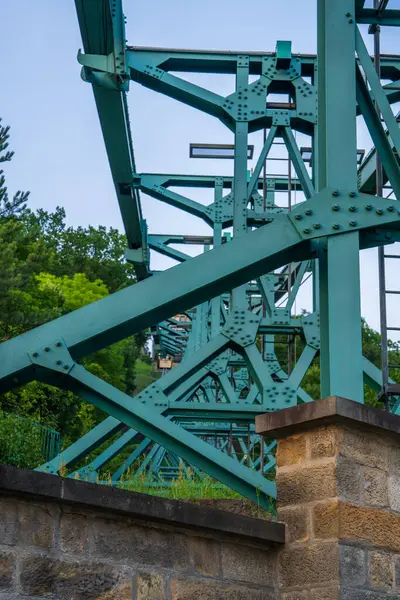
[256,395,400,600]
[0,464,284,600]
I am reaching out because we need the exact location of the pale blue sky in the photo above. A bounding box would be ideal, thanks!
[1,1,400,332]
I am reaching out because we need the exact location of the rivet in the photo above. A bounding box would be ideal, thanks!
[305,209,312,216]
[332,190,339,197]
[32,352,39,358]
[56,341,62,347]
[349,191,356,198]
[63,365,69,370]
[349,220,357,226]
[303,228,311,234]
[349,206,356,212]
[332,223,340,230]
[44,347,50,352]
[388,205,394,212]
[365,204,372,211]
[313,223,321,229]
[332,205,340,211]
[56,360,62,366]
[376,208,383,215]
[294,214,302,220]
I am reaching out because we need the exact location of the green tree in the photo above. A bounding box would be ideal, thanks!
[0,119,29,218]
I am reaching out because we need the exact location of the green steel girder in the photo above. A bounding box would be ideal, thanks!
[6,0,400,503]
[29,343,275,505]
[356,8,400,26]
[75,0,149,279]
[2,188,400,393]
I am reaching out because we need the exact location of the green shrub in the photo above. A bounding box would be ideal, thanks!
[0,411,45,468]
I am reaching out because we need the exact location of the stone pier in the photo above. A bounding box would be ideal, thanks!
[257,395,400,599]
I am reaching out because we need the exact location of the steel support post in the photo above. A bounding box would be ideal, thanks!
[317,0,364,402]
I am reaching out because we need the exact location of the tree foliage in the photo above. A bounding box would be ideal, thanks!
[0,205,148,447]
[0,119,29,218]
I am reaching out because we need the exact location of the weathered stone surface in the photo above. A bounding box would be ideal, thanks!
[364,469,388,508]
[92,517,189,569]
[281,592,309,600]
[310,426,337,460]
[338,427,389,471]
[336,457,361,502]
[340,502,400,552]
[388,445,400,476]
[341,588,399,600]
[277,461,336,506]
[221,543,275,586]
[170,577,272,600]
[19,555,132,599]
[0,464,284,547]
[278,506,309,543]
[309,587,339,600]
[368,550,394,591]
[60,512,89,553]
[189,537,220,577]
[0,550,15,588]
[0,499,17,545]
[276,434,308,468]
[17,500,57,549]
[312,500,339,540]
[388,475,400,512]
[279,542,339,588]
[339,545,366,587]
[137,571,166,600]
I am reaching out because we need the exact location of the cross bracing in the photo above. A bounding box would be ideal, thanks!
[2,0,400,507]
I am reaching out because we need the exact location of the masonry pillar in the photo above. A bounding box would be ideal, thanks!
[256,396,400,599]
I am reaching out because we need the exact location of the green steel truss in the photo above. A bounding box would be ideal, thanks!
[2,0,400,506]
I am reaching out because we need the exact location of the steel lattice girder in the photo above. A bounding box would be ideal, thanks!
[3,0,400,504]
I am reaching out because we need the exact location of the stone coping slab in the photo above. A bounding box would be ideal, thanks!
[256,395,400,439]
[0,464,284,545]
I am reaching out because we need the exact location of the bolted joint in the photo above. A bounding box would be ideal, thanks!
[29,339,75,375]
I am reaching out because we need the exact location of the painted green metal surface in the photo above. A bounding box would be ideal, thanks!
[3,0,400,503]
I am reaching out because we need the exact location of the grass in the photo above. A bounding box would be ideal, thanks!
[119,471,242,500]
[135,359,160,392]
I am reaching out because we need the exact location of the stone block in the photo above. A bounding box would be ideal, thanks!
[221,542,275,586]
[276,434,308,468]
[60,512,89,554]
[368,550,394,591]
[388,476,400,512]
[279,542,339,588]
[312,500,339,540]
[388,445,400,476]
[338,428,389,471]
[19,554,132,599]
[0,499,17,545]
[170,577,271,600]
[17,500,57,549]
[340,502,400,552]
[364,469,388,508]
[309,587,339,600]
[310,426,337,460]
[339,545,366,586]
[336,457,361,502]
[0,550,15,589]
[189,537,220,577]
[137,571,166,600]
[278,505,309,543]
[91,517,189,569]
[341,588,399,600]
[277,461,336,507]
